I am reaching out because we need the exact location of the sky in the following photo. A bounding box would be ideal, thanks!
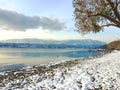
[0,0,120,43]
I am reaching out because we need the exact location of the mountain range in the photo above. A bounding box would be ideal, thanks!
[0,39,106,49]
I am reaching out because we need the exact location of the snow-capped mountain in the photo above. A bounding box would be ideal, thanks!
[0,39,106,49]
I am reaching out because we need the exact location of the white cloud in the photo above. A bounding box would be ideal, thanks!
[0,9,66,31]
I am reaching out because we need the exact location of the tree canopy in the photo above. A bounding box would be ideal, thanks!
[73,0,120,34]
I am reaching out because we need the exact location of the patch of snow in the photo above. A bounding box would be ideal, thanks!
[0,72,5,76]
[1,50,120,90]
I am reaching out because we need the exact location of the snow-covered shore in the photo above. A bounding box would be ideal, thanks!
[0,50,120,90]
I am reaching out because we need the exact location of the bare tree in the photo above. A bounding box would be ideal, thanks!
[73,0,120,34]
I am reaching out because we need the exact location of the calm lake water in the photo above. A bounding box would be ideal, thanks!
[0,48,101,71]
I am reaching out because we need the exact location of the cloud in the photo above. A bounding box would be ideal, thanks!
[0,9,66,31]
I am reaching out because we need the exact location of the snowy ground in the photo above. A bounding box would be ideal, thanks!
[0,50,120,90]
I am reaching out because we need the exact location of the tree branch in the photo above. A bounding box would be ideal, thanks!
[100,23,119,28]
[106,0,120,21]
[100,14,120,27]
[88,13,120,28]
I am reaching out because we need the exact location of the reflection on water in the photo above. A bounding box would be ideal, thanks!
[0,48,101,71]
[0,64,25,72]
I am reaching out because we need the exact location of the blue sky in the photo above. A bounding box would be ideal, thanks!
[0,0,120,42]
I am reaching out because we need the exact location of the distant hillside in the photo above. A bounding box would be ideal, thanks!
[101,40,120,50]
[0,39,106,49]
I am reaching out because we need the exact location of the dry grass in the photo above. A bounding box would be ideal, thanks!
[107,40,120,50]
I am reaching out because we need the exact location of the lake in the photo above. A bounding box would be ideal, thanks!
[0,48,102,71]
